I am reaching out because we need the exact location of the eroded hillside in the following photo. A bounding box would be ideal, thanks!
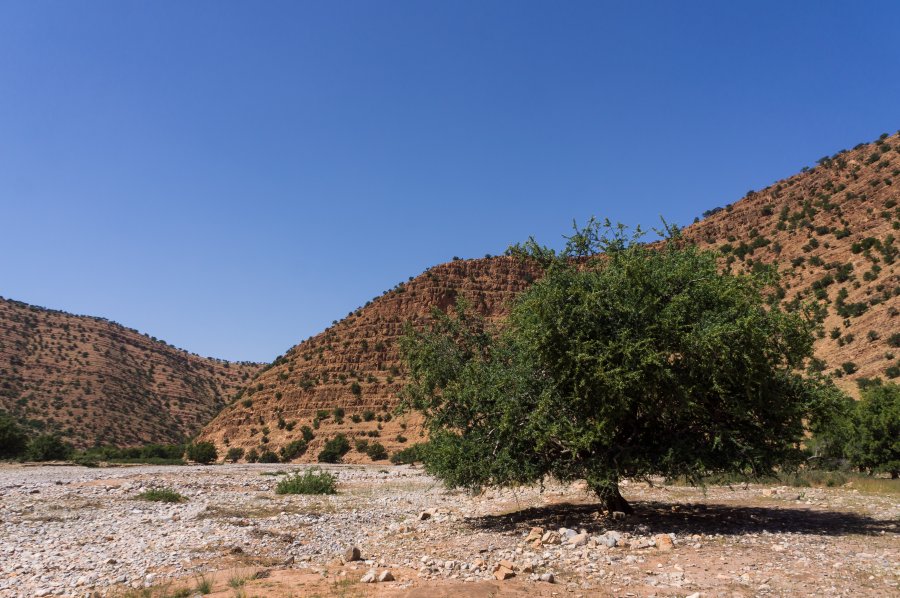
[199,257,541,459]
[0,297,260,448]
[683,132,899,392]
[210,133,898,463]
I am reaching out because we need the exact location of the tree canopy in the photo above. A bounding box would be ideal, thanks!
[401,219,831,512]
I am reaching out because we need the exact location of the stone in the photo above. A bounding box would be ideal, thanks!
[654,534,674,552]
[540,572,555,583]
[360,571,377,583]
[377,570,394,582]
[568,532,589,547]
[493,566,515,581]
[344,546,362,562]
[611,511,626,520]
[418,511,432,521]
[525,527,544,543]
[541,531,562,545]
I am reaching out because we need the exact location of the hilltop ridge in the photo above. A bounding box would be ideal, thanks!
[0,296,260,447]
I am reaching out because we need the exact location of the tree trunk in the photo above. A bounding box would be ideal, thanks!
[592,481,633,515]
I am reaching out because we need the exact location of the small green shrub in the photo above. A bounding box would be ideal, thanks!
[0,414,28,459]
[275,468,337,495]
[390,443,426,465]
[25,434,72,462]
[317,434,351,463]
[258,449,280,463]
[365,442,388,461]
[245,448,259,463]
[225,447,245,463]
[136,488,186,503]
[301,425,314,442]
[279,440,307,462]
[186,442,217,464]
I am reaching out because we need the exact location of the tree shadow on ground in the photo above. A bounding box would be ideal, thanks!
[467,500,895,537]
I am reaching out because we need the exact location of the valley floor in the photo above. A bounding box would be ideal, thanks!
[0,463,896,597]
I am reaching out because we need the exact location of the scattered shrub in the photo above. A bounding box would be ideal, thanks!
[257,449,280,463]
[279,440,307,462]
[390,443,426,465]
[0,414,27,459]
[25,434,72,462]
[225,447,245,463]
[317,434,351,463]
[275,468,337,495]
[136,488,186,503]
[365,442,388,461]
[300,425,315,442]
[186,442,218,465]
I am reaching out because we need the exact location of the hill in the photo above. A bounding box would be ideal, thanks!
[207,132,897,463]
[0,296,260,448]
[682,131,899,391]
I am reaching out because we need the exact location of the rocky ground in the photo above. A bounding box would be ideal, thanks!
[0,463,896,597]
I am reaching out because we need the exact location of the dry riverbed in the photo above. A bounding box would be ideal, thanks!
[0,463,896,597]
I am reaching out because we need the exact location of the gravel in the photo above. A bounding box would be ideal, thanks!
[0,464,897,597]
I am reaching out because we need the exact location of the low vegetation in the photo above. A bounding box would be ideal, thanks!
[136,488,187,503]
[275,468,337,495]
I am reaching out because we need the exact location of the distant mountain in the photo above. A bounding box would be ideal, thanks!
[0,296,260,448]
[199,131,899,463]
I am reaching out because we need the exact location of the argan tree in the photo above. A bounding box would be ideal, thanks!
[401,219,828,513]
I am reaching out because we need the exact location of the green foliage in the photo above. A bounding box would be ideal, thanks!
[402,219,824,511]
[185,442,217,464]
[390,443,426,465]
[279,439,308,462]
[275,468,337,495]
[851,384,899,477]
[136,488,186,503]
[362,409,376,422]
[257,449,280,463]
[25,434,72,462]
[225,447,245,463]
[245,448,260,463]
[317,434,350,463]
[300,425,315,442]
[0,413,28,459]
[365,441,388,461]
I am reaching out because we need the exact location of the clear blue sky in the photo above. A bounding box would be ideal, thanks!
[1,1,898,362]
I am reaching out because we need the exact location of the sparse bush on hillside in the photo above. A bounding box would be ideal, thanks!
[365,441,388,461]
[317,434,350,463]
[25,434,72,462]
[362,410,375,422]
[257,449,280,463]
[225,447,245,463]
[186,442,217,465]
[245,448,260,463]
[0,413,28,459]
[300,425,314,442]
[390,443,426,465]
[279,440,307,462]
